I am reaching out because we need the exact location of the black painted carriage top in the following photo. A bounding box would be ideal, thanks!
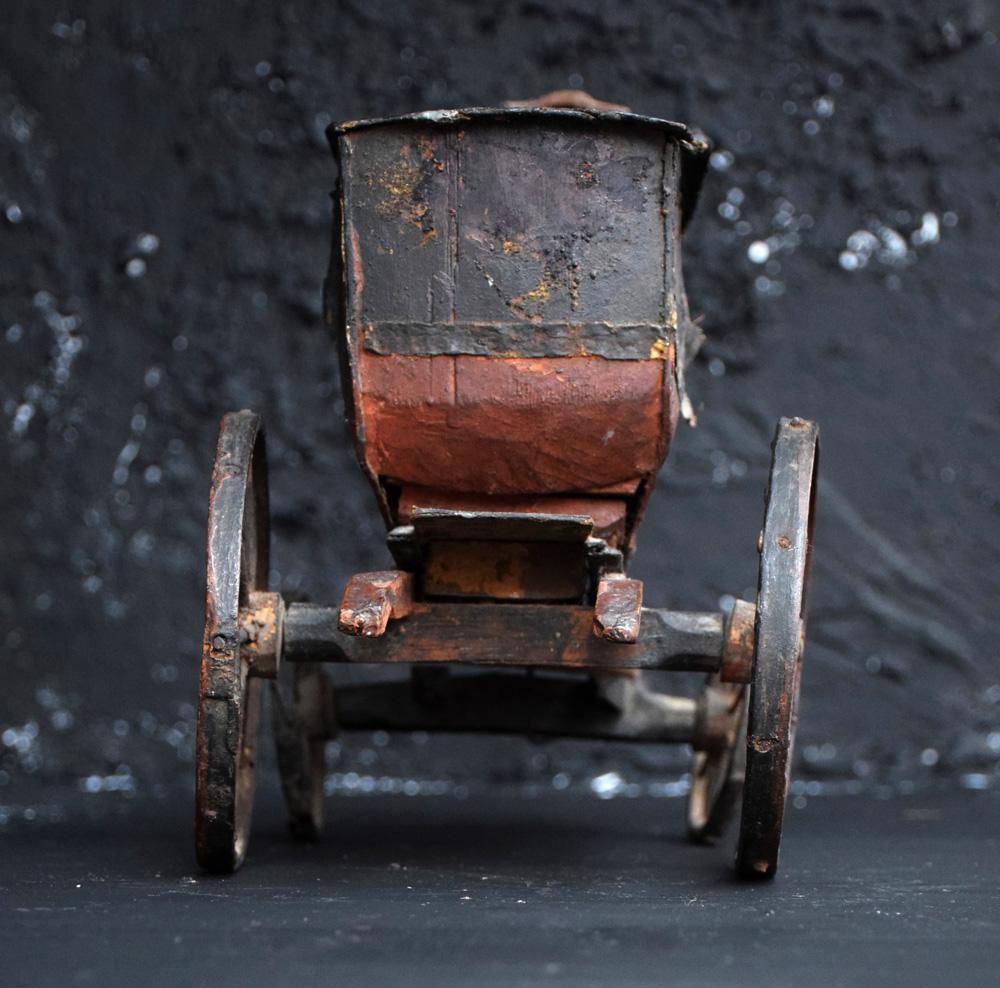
[331,107,710,228]
[327,107,710,411]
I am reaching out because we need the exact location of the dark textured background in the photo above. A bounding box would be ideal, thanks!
[2,0,999,825]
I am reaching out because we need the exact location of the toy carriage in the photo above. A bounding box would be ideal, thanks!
[195,97,818,880]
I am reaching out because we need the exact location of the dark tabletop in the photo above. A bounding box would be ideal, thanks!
[3,788,998,987]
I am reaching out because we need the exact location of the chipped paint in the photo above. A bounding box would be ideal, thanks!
[508,266,555,321]
[365,148,438,240]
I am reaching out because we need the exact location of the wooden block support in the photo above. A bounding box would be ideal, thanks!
[240,591,285,678]
[593,577,643,643]
[338,570,414,637]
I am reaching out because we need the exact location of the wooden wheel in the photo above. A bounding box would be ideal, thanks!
[195,411,268,873]
[686,679,747,843]
[272,663,328,840]
[736,417,818,880]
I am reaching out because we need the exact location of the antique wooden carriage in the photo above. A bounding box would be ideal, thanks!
[195,100,818,880]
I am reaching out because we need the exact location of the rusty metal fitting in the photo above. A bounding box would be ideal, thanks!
[719,598,756,684]
[240,591,285,678]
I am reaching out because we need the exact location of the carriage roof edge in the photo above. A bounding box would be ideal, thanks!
[326,106,711,230]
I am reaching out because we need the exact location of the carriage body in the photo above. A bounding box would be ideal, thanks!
[329,108,708,550]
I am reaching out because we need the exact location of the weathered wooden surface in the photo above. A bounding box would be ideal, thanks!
[423,540,587,601]
[355,353,673,497]
[283,601,725,671]
[336,113,694,329]
[363,320,675,360]
[397,487,628,546]
[410,508,594,543]
[593,577,644,643]
[195,411,267,874]
[737,417,819,880]
[338,570,414,637]
[240,591,285,679]
[333,110,703,526]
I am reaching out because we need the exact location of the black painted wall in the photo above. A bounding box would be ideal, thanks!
[2,0,999,814]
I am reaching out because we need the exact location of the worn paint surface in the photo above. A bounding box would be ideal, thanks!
[737,418,818,879]
[338,569,414,637]
[423,540,587,601]
[360,353,673,496]
[397,487,628,546]
[332,111,698,534]
[593,577,644,643]
[195,412,268,874]
[283,601,725,672]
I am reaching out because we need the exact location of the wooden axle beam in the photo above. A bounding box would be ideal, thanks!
[282,602,726,672]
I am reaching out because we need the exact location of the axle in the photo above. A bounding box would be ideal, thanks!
[239,593,755,682]
[283,601,727,671]
[239,594,754,752]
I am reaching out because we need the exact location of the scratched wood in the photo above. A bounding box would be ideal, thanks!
[736,417,819,881]
[283,602,725,671]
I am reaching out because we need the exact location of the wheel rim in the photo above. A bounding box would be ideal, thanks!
[195,411,268,873]
[736,417,818,880]
[687,682,747,842]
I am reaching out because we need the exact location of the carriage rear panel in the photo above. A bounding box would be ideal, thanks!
[329,109,705,529]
